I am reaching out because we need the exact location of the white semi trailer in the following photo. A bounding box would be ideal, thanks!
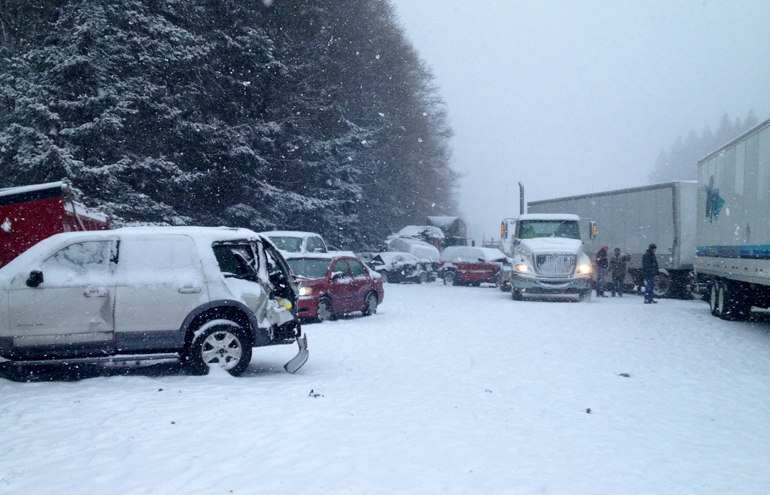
[696,117,770,320]
[527,181,698,298]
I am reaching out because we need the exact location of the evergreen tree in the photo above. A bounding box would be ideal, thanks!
[649,110,758,184]
[0,0,457,250]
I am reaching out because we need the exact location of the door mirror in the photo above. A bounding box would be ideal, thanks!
[26,270,44,287]
[331,271,345,281]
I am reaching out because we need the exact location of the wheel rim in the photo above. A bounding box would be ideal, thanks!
[317,300,333,321]
[653,273,670,297]
[717,286,726,315]
[444,272,455,285]
[710,284,719,315]
[366,294,378,314]
[200,330,243,370]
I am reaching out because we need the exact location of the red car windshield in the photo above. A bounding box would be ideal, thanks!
[287,258,332,279]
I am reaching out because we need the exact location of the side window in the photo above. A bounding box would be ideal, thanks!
[41,241,115,286]
[115,236,202,285]
[331,260,351,279]
[348,259,367,277]
[314,236,328,253]
[304,237,315,253]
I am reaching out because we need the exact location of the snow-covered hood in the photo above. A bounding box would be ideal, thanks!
[518,237,583,256]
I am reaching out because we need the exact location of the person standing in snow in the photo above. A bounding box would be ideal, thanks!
[595,245,609,297]
[642,243,659,304]
[609,247,631,297]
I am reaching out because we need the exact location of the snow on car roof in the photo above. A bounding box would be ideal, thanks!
[0,226,268,277]
[260,230,319,238]
[374,251,418,262]
[440,245,507,262]
[282,252,353,260]
[396,225,445,239]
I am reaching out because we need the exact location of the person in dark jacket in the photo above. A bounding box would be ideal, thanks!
[642,244,659,303]
[609,247,631,297]
[595,245,609,297]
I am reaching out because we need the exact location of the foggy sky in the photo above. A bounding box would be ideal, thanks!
[389,0,770,243]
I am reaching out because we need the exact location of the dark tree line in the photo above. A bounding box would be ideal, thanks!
[0,0,458,249]
[649,109,758,184]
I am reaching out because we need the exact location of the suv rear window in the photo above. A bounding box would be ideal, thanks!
[268,236,303,252]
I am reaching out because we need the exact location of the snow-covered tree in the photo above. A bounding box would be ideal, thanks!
[0,0,457,249]
[649,110,758,184]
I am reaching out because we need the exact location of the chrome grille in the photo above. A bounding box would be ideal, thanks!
[535,254,576,277]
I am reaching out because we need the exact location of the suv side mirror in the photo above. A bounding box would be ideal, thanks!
[26,270,44,287]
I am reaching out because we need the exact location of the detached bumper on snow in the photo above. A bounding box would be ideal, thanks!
[284,334,309,374]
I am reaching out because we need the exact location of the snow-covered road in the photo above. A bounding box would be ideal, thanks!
[2,282,770,494]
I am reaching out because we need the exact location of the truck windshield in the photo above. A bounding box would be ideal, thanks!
[519,220,580,240]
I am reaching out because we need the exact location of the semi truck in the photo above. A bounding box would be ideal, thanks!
[500,213,594,301]
[527,181,698,298]
[0,182,110,269]
[696,117,770,320]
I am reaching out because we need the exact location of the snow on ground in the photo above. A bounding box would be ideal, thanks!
[2,283,770,494]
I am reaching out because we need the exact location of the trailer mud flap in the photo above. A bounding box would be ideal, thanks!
[284,334,308,374]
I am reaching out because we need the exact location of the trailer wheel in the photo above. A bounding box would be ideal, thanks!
[709,282,720,317]
[652,270,671,298]
[718,283,751,321]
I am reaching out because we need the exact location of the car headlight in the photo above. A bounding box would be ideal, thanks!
[515,264,529,273]
[299,287,313,296]
[577,264,592,274]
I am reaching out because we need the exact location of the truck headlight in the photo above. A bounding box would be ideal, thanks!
[577,264,592,274]
[299,287,313,296]
[515,264,529,273]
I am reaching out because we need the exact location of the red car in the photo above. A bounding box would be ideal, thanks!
[437,246,508,286]
[286,254,384,322]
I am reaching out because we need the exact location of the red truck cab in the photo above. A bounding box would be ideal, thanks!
[0,182,110,268]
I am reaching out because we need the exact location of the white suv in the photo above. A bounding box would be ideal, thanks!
[261,230,329,256]
[0,227,308,376]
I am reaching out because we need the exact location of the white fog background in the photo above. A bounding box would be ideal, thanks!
[390,0,770,243]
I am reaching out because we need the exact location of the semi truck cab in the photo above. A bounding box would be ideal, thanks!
[501,214,594,301]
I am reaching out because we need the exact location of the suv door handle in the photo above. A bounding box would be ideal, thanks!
[178,287,202,294]
[84,288,108,297]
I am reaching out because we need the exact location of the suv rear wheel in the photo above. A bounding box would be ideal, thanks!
[186,322,252,377]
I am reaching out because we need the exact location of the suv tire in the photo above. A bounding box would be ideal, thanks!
[186,322,252,377]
